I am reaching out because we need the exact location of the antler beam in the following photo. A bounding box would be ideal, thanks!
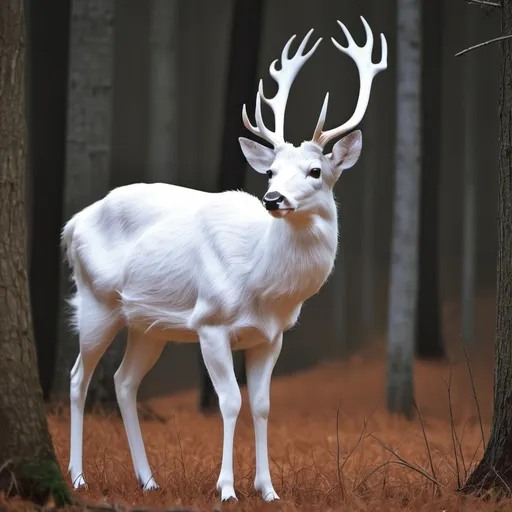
[312,16,388,148]
[242,29,322,148]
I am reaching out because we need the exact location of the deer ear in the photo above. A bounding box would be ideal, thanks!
[329,130,363,179]
[239,137,275,174]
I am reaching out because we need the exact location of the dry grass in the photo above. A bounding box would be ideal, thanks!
[7,346,502,511]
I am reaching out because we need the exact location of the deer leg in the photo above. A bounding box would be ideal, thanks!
[69,291,121,489]
[199,326,241,501]
[245,333,283,501]
[114,329,165,490]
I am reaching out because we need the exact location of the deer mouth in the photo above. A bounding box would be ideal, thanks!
[268,208,294,218]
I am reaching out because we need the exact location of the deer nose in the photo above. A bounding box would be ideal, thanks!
[263,191,285,211]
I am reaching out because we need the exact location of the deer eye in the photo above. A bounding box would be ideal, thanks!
[309,168,321,179]
[266,170,273,178]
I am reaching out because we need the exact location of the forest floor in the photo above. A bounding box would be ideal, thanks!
[5,338,510,511]
[2,299,507,511]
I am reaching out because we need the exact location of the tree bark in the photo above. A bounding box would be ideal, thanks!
[54,0,119,409]
[386,0,421,418]
[415,0,445,360]
[26,0,71,400]
[0,1,71,504]
[462,0,512,494]
[198,0,263,414]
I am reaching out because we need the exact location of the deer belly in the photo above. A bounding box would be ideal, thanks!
[229,326,268,351]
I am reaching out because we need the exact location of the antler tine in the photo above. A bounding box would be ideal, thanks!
[378,32,388,70]
[242,29,322,147]
[311,16,388,148]
[312,92,329,142]
[360,16,374,50]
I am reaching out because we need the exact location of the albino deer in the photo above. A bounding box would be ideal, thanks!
[63,16,387,502]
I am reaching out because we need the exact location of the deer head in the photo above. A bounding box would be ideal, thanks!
[239,17,388,218]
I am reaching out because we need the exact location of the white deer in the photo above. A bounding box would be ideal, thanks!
[63,16,387,502]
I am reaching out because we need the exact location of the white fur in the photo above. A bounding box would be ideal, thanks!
[64,17,386,502]
[63,133,361,499]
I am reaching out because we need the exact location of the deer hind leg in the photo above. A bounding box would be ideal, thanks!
[68,289,122,489]
[245,333,283,502]
[114,329,165,490]
[199,326,241,502]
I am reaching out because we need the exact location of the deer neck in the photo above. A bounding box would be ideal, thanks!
[253,195,339,304]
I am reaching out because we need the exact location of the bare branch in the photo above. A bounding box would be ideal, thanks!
[462,343,486,451]
[335,401,378,498]
[445,364,462,488]
[414,400,440,497]
[456,34,512,57]
[335,406,344,499]
[467,0,501,7]
[370,435,443,488]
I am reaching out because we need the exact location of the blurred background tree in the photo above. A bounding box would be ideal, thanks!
[386,0,421,418]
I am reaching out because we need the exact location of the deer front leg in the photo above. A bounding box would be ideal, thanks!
[199,326,241,501]
[245,333,283,501]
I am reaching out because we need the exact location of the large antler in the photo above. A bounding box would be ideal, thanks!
[242,29,322,148]
[311,16,387,148]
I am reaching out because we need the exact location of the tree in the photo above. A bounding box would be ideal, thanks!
[147,0,177,183]
[387,0,421,418]
[54,0,119,408]
[461,6,478,349]
[198,0,264,414]
[462,0,512,494]
[26,0,71,399]
[0,0,71,504]
[415,0,445,360]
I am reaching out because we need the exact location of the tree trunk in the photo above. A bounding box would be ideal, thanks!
[54,0,119,409]
[198,0,263,414]
[0,1,71,504]
[386,0,421,418]
[26,0,71,400]
[415,0,445,360]
[461,7,478,349]
[462,0,512,494]
[147,0,177,183]
[361,98,375,345]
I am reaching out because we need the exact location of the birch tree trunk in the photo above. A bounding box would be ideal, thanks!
[0,1,70,504]
[54,0,118,407]
[462,0,512,494]
[386,0,421,418]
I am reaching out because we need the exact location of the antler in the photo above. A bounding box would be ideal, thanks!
[242,29,322,148]
[311,16,388,148]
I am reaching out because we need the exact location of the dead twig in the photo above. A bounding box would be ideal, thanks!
[335,406,345,499]
[355,439,406,494]
[370,435,443,488]
[490,464,512,495]
[467,438,483,474]
[413,400,440,497]
[339,404,378,476]
[456,34,512,57]
[445,364,462,488]
[462,343,486,452]
[335,402,378,499]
